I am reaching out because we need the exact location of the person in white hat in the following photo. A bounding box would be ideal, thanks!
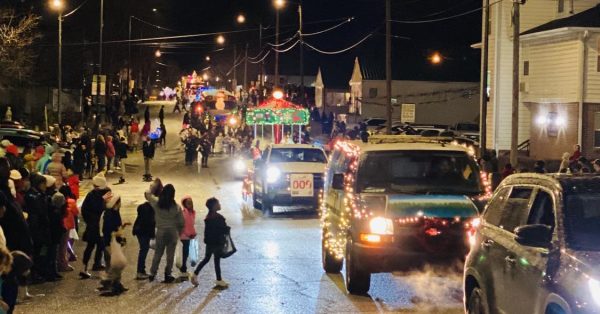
[8,170,21,198]
[79,172,111,278]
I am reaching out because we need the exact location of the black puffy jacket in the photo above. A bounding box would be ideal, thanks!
[132,202,155,238]
[81,188,110,242]
[24,188,51,246]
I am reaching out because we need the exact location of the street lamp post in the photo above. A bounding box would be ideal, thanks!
[298,1,304,106]
[51,0,64,124]
[95,0,104,122]
[274,0,284,89]
[128,16,132,98]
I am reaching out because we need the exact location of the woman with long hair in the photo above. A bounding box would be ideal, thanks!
[145,183,184,283]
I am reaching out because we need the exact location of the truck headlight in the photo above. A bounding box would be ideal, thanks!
[369,217,394,235]
[589,278,600,306]
[266,166,281,183]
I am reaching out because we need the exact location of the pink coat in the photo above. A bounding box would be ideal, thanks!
[180,207,196,240]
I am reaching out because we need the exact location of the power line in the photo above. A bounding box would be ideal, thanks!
[391,0,504,24]
[302,17,354,37]
[303,27,378,55]
[248,50,271,64]
[63,0,91,18]
[271,40,301,53]
[131,16,177,32]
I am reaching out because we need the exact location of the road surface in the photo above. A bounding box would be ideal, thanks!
[16,101,464,314]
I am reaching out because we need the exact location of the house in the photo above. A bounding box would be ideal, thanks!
[346,57,480,125]
[314,67,352,120]
[482,0,600,159]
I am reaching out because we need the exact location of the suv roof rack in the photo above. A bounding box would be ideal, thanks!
[367,135,470,145]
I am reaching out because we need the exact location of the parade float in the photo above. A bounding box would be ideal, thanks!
[245,95,310,144]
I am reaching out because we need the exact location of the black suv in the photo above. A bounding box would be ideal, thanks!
[464,174,600,314]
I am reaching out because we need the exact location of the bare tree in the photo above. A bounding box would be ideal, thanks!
[0,9,40,87]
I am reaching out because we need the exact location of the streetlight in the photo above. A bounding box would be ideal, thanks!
[216,35,225,45]
[237,14,246,24]
[430,52,443,65]
[154,49,162,57]
[274,0,285,9]
[50,0,64,124]
[202,73,209,81]
[205,55,210,61]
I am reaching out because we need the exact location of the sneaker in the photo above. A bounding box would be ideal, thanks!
[148,274,156,282]
[107,170,114,174]
[178,271,190,279]
[59,265,75,272]
[215,280,229,287]
[163,275,175,283]
[91,264,106,271]
[190,274,199,287]
[136,273,149,280]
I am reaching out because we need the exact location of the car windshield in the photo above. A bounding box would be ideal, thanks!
[356,150,481,195]
[456,124,479,132]
[564,193,600,251]
[270,148,327,163]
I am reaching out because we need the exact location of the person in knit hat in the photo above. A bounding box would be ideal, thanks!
[79,172,111,278]
[48,192,67,280]
[179,195,196,276]
[99,192,129,295]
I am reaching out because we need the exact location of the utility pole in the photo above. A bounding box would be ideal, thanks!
[244,43,248,92]
[275,9,280,89]
[96,0,104,120]
[299,2,305,106]
[510,0,521,166]
[479,0,490,155]
[128,16,132,98]
[233,45,237,92]
[57,11,63,124]
[385,0,393,135]
[259,23,265,92]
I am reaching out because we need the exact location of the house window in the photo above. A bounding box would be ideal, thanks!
[524,61,529,76]
[558,0,564,13]
[368,88,378,98]
[594,113,600,147]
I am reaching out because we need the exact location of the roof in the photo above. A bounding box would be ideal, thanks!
[522,5,600,36]
[345,138,473,154]
[270,144,322,150]
[501,173,600,193]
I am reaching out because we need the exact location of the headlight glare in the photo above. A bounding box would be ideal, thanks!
[266,167,281,183]
[234,159,246,171]
[589,278,600,306]
[369,217,394,235]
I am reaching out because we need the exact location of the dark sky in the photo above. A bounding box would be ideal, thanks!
[8,0,482,86]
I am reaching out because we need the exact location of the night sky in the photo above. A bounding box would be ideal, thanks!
[7,0,482,87]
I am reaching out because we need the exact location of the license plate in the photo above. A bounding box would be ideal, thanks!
[290,174,314,197]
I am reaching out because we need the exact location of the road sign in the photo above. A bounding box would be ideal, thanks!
[401,103,416,123]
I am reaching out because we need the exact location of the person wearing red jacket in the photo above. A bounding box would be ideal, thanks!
[106,136,116,174]
[58,186,79,272]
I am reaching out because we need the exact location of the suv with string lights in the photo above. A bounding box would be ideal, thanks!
[320,135,490,295]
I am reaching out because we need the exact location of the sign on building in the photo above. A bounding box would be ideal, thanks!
[401,103,416,123]
[91,75,106,96]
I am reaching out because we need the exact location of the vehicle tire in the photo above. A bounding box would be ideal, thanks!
[322,232,342,273]
[261,193,273,216]
[252,190,261,209]
[345,241,370,295]
[467,287,488,314]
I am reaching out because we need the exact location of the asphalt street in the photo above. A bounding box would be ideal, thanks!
[16,101,464,314]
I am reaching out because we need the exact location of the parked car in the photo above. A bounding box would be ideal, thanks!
[253,144,328,214]
[321,135,485,294]
[452,122,480,142]
[464,173,600,314]
[0,128,46,153]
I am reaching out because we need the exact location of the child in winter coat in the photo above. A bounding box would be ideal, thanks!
[191,197,230,288]
[179,196,196,276]
[58,185,79,272]
[99,193,129,295]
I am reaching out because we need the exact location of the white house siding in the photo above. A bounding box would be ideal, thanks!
[521,38,580,103]
[585,33,600,102]
[572,0,600,15]
[486,0,571,150]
